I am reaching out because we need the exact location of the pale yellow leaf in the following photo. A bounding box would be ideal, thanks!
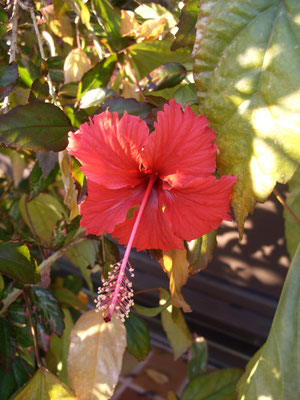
[162,249,192,313]
[137,16,167,42]
[41,5,74,46]
[120,10,139,37]
[64,48,91,84]
[67,310,126,400]
[58,150,79,220]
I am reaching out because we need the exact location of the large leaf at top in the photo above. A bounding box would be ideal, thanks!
[182,368,243,400]
[236,243,300,399]
[67,310,126,400]
[0,102,71,152]
[0,242,40,284]
[193,0,300,236]
[13,367,77,399]
[284,168,300,259]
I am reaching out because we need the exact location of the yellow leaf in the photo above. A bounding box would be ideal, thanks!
[120,10,139,37]
[67,310,126,400]
[162,249,192,313]
[58,150,79,220]
[64,49,91,84]
[41,5,74,46]
[13,367,77,399]
[137,16,167,42]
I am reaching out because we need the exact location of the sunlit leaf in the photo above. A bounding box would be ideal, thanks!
[64,48,91,84]
[186,230,217,276]
[92,0,121,50]
[67,310,126,400]
[162,249,192,312]
[160,288,193,359]
[79,87,116,109]
[13,367,77,399]
[125,313,150,361]
[53,0,70,18]
[74,0,90,28]
[193,0,300,236]
[139,62,187,92]
[0,242,40,284]
[53,288,86,311]
[174,83,198,108]
[41,4,73,46]
[284,168,300,259]
[182,368,243,400]
[134,294,171,318]
[0,102,71,152]
[58,150,79,220]
[237,243,300,399]
[78,54,117,100]
[171,0,199,51]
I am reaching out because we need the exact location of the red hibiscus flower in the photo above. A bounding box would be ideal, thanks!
[67,100,236,322]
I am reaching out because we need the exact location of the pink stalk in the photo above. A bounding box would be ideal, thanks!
[103,174,157,322]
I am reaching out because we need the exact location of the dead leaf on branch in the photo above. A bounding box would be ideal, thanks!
[64,48,91,84]
[67,310,126,400]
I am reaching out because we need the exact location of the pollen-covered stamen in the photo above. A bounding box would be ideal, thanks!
[95,174,156,323]
[95,261,135,322]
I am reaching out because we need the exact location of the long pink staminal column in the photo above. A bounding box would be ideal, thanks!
[98,174,157,322]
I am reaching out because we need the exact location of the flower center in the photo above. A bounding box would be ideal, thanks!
[95,174,157,322]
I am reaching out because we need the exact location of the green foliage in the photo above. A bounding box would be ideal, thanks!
[125,312,150,361]
[171,0,199,51]
[187,337,208,380]
[284,168,300,259]
[237,243,300,399]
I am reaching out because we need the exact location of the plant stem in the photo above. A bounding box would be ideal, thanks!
[23,289,42,368]
[273,187,300,226]
[0,234,85,315]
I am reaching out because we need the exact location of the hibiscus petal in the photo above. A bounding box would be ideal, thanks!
[112,183,184,252]
[67,110,148,189]
[163,175,237,241]
[80,179,146,235]
[142,100,217,181]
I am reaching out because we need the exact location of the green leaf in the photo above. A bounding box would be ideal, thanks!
[0,6,7,40]
[0,102,71,152]
[31,312,50,352]
[160,288,193,359]
[79,87,116,109]
[125,313,150,361]
[237,243,300,399]
[96,97,153,119]
[187,337,208,380]
[0,318,16,372]
[0,357,33,400]
[134,295,171,318]
[53,0,70,18]
[47,56,65,83]
[186,230,217,276]
[193,0,300,237]
[74,0,90,28]
[78,53,117,100]
[13,367,77,399]
[28,78,49,102]
[0,61,18,100]
[29,161,59,200]
[174,83,198,108]
[0,242,40,284]
[92,0,121,49]
[53,288,86,310]
[139,62,187,92]
[65,239,98,292]
[129,40,192,81]
[31,287,65,337]
[284,168,300,259]
[182,368,243,400]
[46,308,74,385]
[8,305,34,349]
[171,0,199,51]
[99,236,120,279]
[19,193,66,245]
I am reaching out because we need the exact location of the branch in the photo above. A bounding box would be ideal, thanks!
[273,187,300,226]
[0,234,86,315]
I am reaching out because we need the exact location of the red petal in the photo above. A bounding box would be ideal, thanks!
[163,175,237,241]
[112,183,184,252]
[142,100,217,181]
[80,179,146,235]
[67,110,148,189]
